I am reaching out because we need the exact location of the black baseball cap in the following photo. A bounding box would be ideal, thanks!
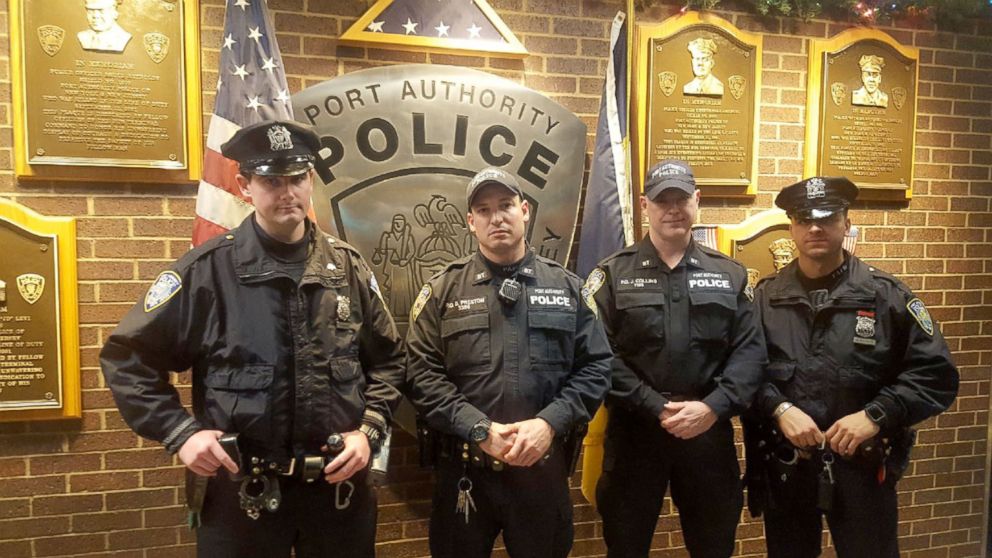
[221,120,320,177]
[776,176,859,220]
[466,167,524,207]
[643,160,696,200]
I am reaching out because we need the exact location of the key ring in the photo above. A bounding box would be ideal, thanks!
[457,476,473,492]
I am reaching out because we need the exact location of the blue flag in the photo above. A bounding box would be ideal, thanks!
[576,12,633,278]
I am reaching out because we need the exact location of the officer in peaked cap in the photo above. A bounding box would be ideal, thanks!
[743,175,958,557]
[774,176,859,221]
[589,159,767,558]
[222,120,321,176]
[101,118,404,557]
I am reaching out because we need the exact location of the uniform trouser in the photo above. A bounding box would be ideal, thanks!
[763,455,898,558]
[196,471,376,558]
[596,410,743,558]
[429,451,574,558]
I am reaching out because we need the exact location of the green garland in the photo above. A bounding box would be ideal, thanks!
[637,0,991,27]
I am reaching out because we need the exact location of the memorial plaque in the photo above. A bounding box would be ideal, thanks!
[10,0,203,182]
[806,28,918,201]
[634,12,762,198]
[0,198,80,421]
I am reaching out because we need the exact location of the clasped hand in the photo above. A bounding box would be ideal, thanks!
[479,418,555,467]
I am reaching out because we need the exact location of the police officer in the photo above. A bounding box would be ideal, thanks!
[588,160,767,558]
[405,167,612,558]
[746,176,959,557]
[100,120,405,557]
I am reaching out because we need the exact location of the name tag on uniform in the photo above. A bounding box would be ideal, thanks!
[529,287,572,309]
[618,277,659,290]
[688,271,732,291]
[445,296,487,313]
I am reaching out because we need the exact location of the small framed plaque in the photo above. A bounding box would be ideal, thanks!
[805,28,919,201]
[633,11,762,199]
[10,0,203,183]
[0,198,80,422]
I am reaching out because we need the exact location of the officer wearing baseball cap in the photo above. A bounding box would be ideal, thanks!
[102,118,404,557]
[589,159,767,557]
[744,175,958,557]
[465,166,524,207]
[407,166,612,557]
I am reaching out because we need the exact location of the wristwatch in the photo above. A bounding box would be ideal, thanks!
[470,418,492,443]
[864,402,887,427]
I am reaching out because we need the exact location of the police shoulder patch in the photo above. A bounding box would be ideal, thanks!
[581,268,606,318]
[144,271,182,312]
[907,297,934,336]
[410,284,432,322]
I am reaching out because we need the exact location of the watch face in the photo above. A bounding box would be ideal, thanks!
[866,404,885,423]
[471,423,489,442]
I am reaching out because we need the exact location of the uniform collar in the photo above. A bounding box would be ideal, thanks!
[635,236,707,270]
[470,248,537,285]
[766,252,875,301]
[233,216,342,285]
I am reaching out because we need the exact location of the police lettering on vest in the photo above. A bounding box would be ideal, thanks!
[529,287,572,308]
[688,271,732,291]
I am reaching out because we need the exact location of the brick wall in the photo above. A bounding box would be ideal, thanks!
[0,0,989,556]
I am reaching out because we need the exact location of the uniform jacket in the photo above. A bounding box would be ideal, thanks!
[753,255,958,430]
[591,237,767,420]
[405,250,612,440]
[100,217,405,460]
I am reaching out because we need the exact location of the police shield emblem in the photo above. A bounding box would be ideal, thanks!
[805,177,826,199]
[658,71,677,97]
[295,65,586,326]
[145,271,182,312]
[410,284,432,323]
[16,273,45,304]
[855,313,875,338]
[728,75,746,100]
[891,87,907,110]
[830,82,846,107]
[268,124,293,151]
[581,268,606,318]
[37,25,65,57]
[143,32,170,64]
[337,295,351,322]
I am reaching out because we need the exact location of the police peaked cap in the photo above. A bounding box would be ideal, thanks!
[221,120,321,177]
[775,176,858,220]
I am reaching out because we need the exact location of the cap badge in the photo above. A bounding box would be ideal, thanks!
[805,177,826,199]
[267,124,293,152]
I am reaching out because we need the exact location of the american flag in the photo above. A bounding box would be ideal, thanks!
[366,0,503,41]
[191,0,293,247]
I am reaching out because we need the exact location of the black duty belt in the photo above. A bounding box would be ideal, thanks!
[438,435,555,472]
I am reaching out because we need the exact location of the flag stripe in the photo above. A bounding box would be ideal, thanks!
[192,0,293,248]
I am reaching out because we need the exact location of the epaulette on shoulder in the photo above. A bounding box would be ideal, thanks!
[431,254,474,281]
[599,244,637,266]
[173,231,235,271]
[697,243,747,273]
[320,233,361,256]
[534,254,579,280]
[865,262,911,295]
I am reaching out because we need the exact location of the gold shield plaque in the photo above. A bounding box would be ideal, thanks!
[36,24,65,56]
[805,28,918,201]
[9,0,203,183]
[0,198,81,421]
[635,12,762,199]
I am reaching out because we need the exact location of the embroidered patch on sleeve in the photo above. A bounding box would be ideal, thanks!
[144,271,182,312]
[410,284,432,323]
[581,268,606,318]
[907,298,934,336]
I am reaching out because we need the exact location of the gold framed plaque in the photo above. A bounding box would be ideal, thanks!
[0,198,80,422]
[633,11,762,199]
[805,28,918,201]
[10,0,203,183]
